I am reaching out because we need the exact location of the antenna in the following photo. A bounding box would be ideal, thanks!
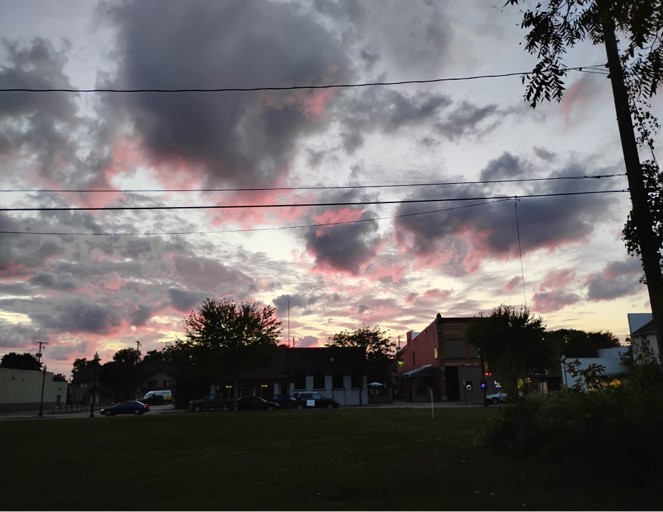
[136,340,142,354]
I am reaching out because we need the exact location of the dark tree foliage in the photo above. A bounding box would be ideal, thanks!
[71,357,95,380]
[177,298,282,379]
[466,305,549,395]
[623,160,663,267]
[52,373,67,382]
[326,325,395,362]
[0,352,42,371]
[545,328,621,358]
[112,348,141,365]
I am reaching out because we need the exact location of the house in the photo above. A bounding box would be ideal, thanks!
[138,363,178,395]
[397,313,484,402]
[560,346,630,390]
[205,346,369,406]
[628,313,660,363]
[0,368,68,412]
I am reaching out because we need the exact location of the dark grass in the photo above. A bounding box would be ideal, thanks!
[1,407,660,510]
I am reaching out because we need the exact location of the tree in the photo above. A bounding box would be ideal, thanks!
[507,0,663,358]
[546,328,620,358]
[52,373,67,382]
[112,348,141,365]
[175,298,282,409]
[466,305,548,396]
[326,325,396,362]
[100,348,142,401]
[0,352,42,371]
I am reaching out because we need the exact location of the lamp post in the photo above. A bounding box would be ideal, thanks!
[330,356,335,399]
[561,355,567,389]
[89,352,100,418]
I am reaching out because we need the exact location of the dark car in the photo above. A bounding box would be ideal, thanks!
[268,394,305,409]
[234,396,280,411]
[100,400,150,416]
[189,395,233,412]
[292,392,340,409]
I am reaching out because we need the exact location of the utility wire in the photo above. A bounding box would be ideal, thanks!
[0,65,606,94]
[0,173,625,194]
[0,199,512,237]
[0,189,628,213]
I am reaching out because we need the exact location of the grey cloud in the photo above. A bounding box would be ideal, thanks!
[304,210,381,274]
[532,291,581,313]
[395,159,616,271]
[586,260,644,301]
[174,255,256,296]
[480,152,525,181]
[168,288,208,312]
[100,0,353,187]
[434,103,501,141]
[31,298,121,333]
[29,271,81,291]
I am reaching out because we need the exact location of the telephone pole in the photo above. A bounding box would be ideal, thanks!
[601,10,663,356]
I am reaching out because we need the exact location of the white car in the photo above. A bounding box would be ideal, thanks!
[485,391,508,404]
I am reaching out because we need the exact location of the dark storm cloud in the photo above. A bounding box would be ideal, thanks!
[31,298,121,333]
[302,190,381,274]
[0,321,47,349]
[99,0,353,187]
[586,260,644,301]
[168,288,208,312]
[29,271,81,291]
[312,0,452,78]
[395,155,617,271]
[0,38,82,182]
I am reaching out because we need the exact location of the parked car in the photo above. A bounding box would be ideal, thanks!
[140,394,166,406]
[485,391,508,404]
[234,396,280,411]
[189,395,233,412]
[100,400,150,416]
[141,389,172,403]
[268,394,305,409]
[292,392,340,409]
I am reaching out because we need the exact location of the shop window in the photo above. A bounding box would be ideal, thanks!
[294,372,306,390]
[332,371,344,389]
[313,372,325,389]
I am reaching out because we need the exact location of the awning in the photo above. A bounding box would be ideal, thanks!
[400,365,433,378]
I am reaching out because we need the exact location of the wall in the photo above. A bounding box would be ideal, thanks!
[0,368,68,412]
[561,347,629,389]
[289,374,368,406]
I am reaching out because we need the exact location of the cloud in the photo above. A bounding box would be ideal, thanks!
[532,269,581,313]
[168,288,207,312]
[99,0,353,188]
[586,259,644,301]
[394,153,618,275]
[30,298,121,334]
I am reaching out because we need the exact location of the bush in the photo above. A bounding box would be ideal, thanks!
[477,384,663,488]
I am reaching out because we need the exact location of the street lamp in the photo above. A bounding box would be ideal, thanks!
[89,352,100,418]
[330,356,335,399]
[561,355,567,388]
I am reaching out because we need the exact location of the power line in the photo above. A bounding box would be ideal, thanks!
[0,199,512,237]
[0,173,625,194]
[0,189,628,213]
[0,65,606,94]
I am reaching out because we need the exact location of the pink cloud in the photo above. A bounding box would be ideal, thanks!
[531,268,581,313]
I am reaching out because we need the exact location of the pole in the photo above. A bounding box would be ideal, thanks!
[430,387,434,419]
[38,364,47,417]
[89,352,99,418]
[600,8,663,356]
[480,351,487,407]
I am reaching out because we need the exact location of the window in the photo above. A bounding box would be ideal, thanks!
[294,372,306,390]
[351,372,362,389]
[446,339,465,359]
[313,372,325,389]
[332,371,344,389]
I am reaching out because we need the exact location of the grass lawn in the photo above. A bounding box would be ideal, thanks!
[2,407,659,510]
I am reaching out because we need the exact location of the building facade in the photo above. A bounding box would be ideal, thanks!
[397,313,485,402]
[0,368,68,412]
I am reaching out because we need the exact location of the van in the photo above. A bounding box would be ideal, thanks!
[142,389,172,403]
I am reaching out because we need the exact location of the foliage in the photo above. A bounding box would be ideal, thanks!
[545,328,620,358]
[326,325,395,362]
[623,159,663,267]
[71,357,97,380]
[0,352,42,371]
[177,297,281,379]
[466,305,548,395]
[478,370,663,489]
[565,359,607,391]
[52,373,67,382]
[112,347,141,365]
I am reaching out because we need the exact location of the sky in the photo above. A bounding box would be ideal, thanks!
[0,0,658,378]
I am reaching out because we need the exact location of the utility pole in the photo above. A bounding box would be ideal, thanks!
[136,340,142,354]
[36,341,48,418]
[601,10,663,356]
